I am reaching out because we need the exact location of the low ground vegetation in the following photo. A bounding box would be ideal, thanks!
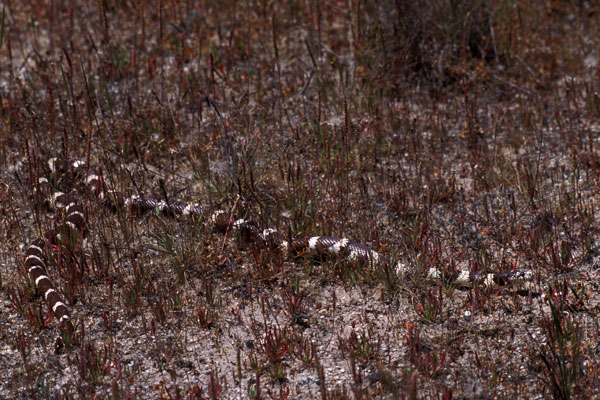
[1,1,600,398]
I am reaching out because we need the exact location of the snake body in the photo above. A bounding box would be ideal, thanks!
[24,158,533,332]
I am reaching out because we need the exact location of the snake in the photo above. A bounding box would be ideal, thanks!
[23,158,534,334]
